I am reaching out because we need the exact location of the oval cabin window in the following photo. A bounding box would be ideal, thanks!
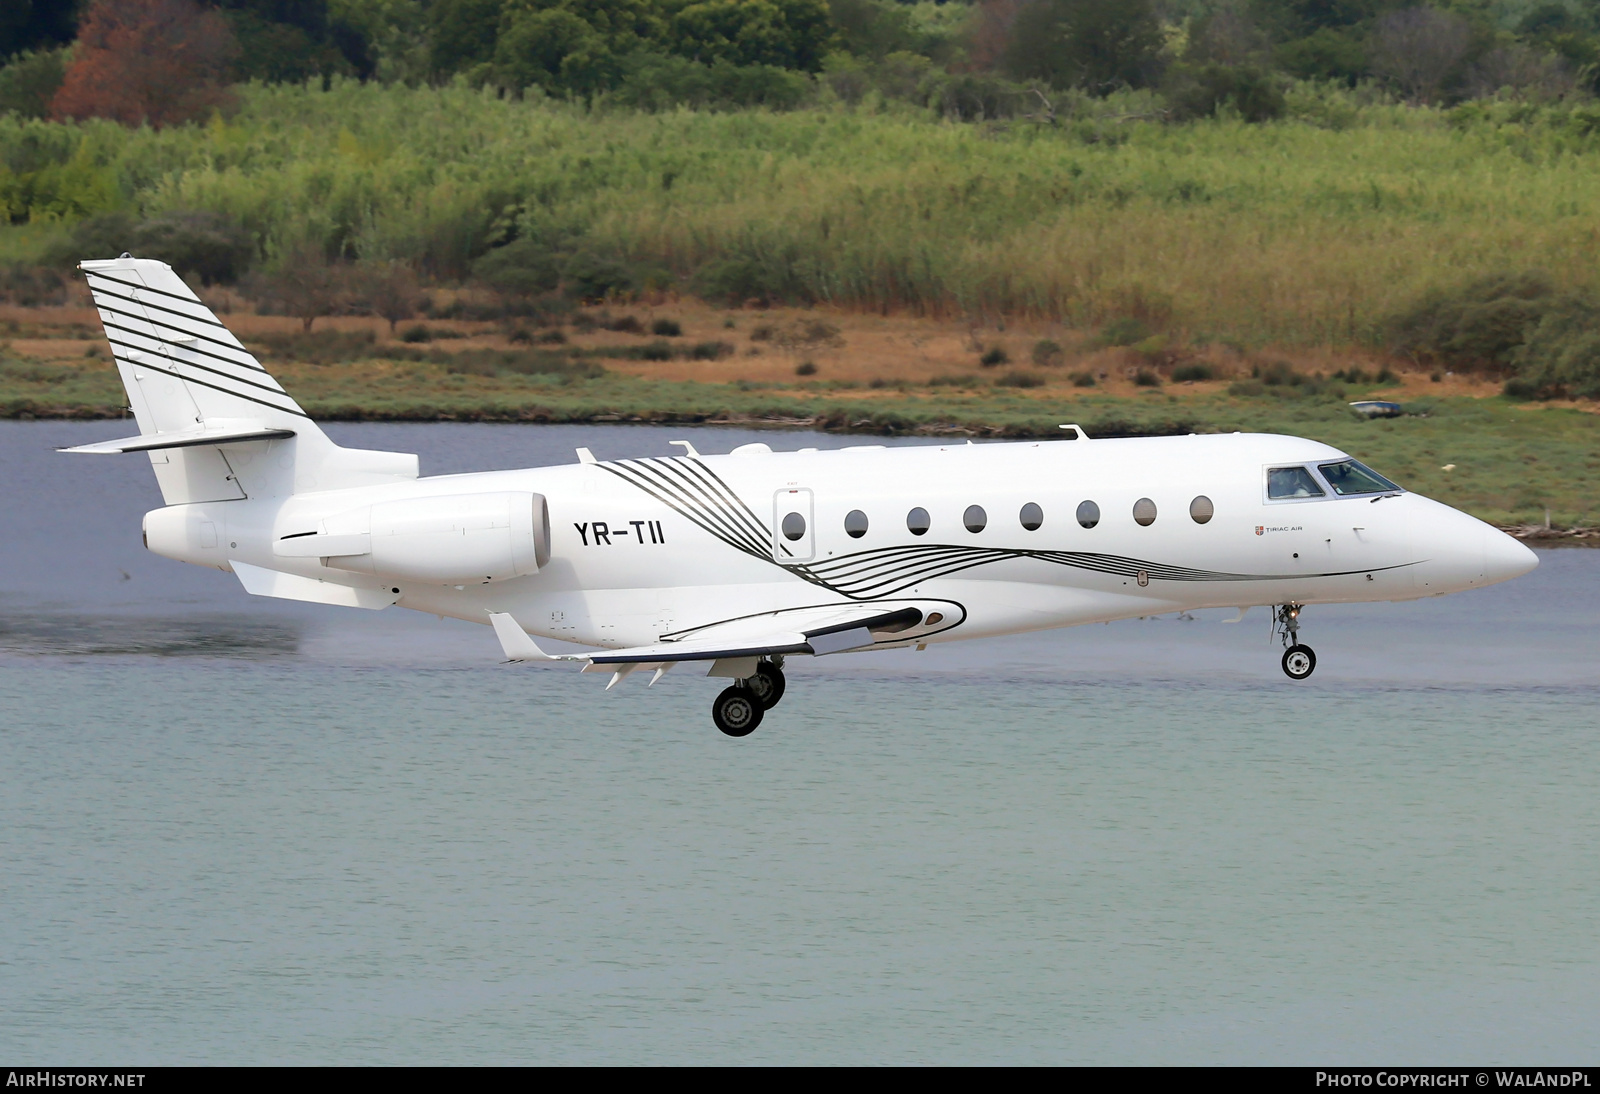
[906,507,931,536]
[844,510,869,539]
[1076,500,1100,529]
[1133,498,1157,526]
[963,505,987,533]
[1190,495,1214,524]
[781,512,806,541]
[1019,502,1043,531]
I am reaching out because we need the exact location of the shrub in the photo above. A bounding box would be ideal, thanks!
[0,266,72,306]
[563,251,636,302]
[610,56,816,112]
[1070,370,1096,387]
[1098,317,1153,347]
[650,318,682,337]
[996,371,1045,388]
[536,328,567,345]
[692,255,813,306]
[1133,367,1161,386]
[602,314,644,334]
[1171,363,1215,382]
[438,347,603,381]
[1031,339,1064,366]
[1167,64,1286,124]
[688,340,733,360]
[1387,271,1557,372]
[253,328,376,365]
[928,373,972,387]
[48,210,254,284]
[472,238,564,298]
[400,324,432,343]
[979,346,1010,367]
[640,340,674,361]
[795,361,817,376]
[1506,298,1600,399]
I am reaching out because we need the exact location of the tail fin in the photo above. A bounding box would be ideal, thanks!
[76,256,416,504]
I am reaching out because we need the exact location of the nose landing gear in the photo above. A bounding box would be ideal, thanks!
[713,658,786,737]
[1275,603,1317,681]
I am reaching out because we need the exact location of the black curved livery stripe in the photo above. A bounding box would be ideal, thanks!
[600,455,1418,600]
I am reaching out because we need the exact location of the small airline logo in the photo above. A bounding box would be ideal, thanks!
[1256,526,1264,536]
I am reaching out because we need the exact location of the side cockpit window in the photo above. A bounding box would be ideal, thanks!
[1267,466,1326,500]
[1319,459,1402,496]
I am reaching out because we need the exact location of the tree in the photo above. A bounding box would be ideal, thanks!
[1369,7,1473,104]
[355,260,423,332]
[50,0,236,128]
[1001,0,1164,92]
[1,0,82,61]
[0,47,68,118]
[429,0,505,76]
[664,0,834,71]
[248,245,348,331]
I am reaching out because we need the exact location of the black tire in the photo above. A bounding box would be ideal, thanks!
[746,663,787,710]
[1282,644,1317,680]
[712,686,764,737]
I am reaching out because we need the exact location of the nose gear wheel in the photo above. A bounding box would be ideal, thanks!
[1274,603,1316,680]
[1281,644,1316,680]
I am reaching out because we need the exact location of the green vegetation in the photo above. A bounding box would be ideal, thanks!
[11,80,1600,358]
[4,336,1595,528]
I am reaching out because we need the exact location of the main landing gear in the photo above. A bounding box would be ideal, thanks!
[1275,603,1317,681]
[712,658,786,737]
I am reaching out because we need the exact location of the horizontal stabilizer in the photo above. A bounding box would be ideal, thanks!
[61,423,295,454]
[232,560,398,610]
[488,612,574,662]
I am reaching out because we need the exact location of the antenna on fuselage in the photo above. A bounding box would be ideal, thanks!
[669,440,701,457]
[1058,423,1090,440]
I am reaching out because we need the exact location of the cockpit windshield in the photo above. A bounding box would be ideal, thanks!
[1318,459,1402,496]
[1267,466,1326,499]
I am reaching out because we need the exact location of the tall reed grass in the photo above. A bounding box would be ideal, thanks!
[7,80,1600,346]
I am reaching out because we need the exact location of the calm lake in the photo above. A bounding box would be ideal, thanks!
[2,421,1597,1064]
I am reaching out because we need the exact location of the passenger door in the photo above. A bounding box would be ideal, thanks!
[772,488,815,564]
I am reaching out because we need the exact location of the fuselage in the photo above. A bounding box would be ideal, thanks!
[144,431,1538,651]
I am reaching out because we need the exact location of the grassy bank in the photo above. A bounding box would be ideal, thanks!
[6,306,1596,531]
[10,83,1600,350]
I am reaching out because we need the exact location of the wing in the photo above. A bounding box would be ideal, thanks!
[488,599,964,672]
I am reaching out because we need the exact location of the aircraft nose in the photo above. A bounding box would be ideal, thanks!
[1484,527,1539,585]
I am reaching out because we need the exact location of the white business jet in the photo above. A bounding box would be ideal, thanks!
[67,257,1538,735]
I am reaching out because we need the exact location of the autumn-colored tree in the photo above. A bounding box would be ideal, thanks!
[50,0,237,129]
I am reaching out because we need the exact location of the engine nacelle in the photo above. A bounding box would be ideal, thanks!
[303,491,550,585]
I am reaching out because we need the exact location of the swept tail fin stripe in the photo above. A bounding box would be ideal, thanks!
[85,277,233,332]
[105,340,295,402]
[107,355,310,418]
[92,298,264,364]
[103,333,289,397]
[84,270,229,318]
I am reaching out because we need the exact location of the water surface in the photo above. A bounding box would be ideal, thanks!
[2,422,1596,1063]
